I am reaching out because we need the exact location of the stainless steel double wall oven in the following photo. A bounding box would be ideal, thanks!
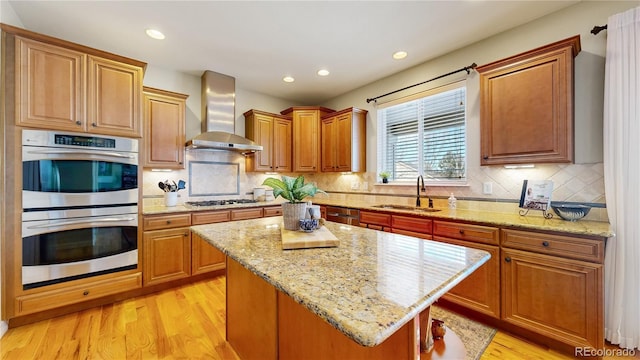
[21,129,139,289]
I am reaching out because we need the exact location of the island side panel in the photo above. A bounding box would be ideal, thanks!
[277,291,419,360]
[227,257,278,360]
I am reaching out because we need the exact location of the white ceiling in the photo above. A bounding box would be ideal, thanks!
[7,1,579,104]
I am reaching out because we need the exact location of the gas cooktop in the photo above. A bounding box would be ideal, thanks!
[184,199,258,207]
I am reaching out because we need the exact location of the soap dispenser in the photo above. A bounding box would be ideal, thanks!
[448,193,457,209]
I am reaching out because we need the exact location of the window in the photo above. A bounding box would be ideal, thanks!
[377,81,467,184]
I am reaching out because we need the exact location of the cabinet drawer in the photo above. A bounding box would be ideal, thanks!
[263,206,283,217]
[392,228,432,240]
[16,273,142,316]
[502,229,604,263]
[192,210,231,225]
[143,213,191,230]
[359,211,391,227]
[392,215,432,234]
[433,221,499,245]
[231,208,263,221]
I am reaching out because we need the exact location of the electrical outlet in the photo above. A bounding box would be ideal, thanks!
[483,182,493,195]
[363,182,369,190]
[351,181,359,190]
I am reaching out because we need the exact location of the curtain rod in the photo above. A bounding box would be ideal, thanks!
[366,63,477,104]
[591,25,607,35]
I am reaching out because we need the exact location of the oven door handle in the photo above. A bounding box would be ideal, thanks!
[26,216,137,229]
[26,149,135,159]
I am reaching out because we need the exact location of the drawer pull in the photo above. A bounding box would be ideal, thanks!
[459,229,465,235]
[166,220,171,224]
[83,290,89,296]
[505,257,512,263]
[542,241,550,247]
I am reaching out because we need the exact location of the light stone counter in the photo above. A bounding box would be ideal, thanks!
[190,217,490,347]
[143,196,612,238]
[312,198,613,238]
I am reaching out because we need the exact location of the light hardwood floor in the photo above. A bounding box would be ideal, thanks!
[1,276,637,359]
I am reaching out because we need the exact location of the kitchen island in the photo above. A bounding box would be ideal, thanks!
[191,217,491,360]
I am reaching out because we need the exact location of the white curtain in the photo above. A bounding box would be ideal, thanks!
[603,6,640,350]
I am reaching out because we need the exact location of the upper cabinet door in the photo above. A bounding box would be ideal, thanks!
[143,87,188,169]
[13,33,145,138]
[15,36,86,131]
[88,56,143,137]
[272,117,292,172]
[292,109,322,172]
[477,36,580,165]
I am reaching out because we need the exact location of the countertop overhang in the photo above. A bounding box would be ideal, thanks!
[191,218,491,347]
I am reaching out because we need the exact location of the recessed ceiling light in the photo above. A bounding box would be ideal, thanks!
[317,69,330,76]
[392,51,408,60]
[283,76,295,83]
[145,28,165,40]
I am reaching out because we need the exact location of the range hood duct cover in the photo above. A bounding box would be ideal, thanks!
[185,70,262,152]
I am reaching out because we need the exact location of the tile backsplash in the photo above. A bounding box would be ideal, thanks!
[142,151,607,220]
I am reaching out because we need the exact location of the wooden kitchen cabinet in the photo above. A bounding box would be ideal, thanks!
[391,215,432,240]
[143,212,226,287]
[281,106,334,172]
[433,221,501,318]
[244,109,292,172]
[359,210,391,231]
[477,36,580,165]
[501,229,604,351]
[14,34,144,137]
[143,226,192,286]
[143,87,188,169]
[321,108,367,172]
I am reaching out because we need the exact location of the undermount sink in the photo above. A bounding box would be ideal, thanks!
[372,204,441,212]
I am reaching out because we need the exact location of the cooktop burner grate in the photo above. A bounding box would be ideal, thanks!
[185,199,258,207]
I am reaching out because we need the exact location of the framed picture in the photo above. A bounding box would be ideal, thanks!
[519,180,553,211]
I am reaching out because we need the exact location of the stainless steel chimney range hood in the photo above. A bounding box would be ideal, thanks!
[185,70,263,153]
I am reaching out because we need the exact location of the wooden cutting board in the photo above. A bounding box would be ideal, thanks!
[281,225,339,250]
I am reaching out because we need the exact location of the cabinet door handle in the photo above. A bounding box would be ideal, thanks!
[542,241,550,247]
[504,257,511,263]
[75,121,82,125]
[483,155,489,160]
[92,122,97,127]
[184,232,189,237]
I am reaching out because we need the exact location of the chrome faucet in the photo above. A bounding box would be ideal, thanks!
[416,175,433,208]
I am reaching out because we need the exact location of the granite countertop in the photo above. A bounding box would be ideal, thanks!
[144,196,613,238]
[191,218,490,347]
[312,199,614,238]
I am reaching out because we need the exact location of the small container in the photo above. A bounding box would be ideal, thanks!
[448,193,457,209]
[299,219,319,232]
[264,189,275,202]
[253,187,266,201]
[164,192,178,207]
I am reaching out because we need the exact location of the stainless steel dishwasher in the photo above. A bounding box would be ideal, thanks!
[325,206,360,226]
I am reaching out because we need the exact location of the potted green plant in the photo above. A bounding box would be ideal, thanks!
[262,175,326,230]
[380,171,391,183]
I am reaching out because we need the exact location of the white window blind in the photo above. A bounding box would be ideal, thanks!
[378,82,467,183]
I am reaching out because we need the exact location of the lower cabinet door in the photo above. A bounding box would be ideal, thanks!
[501,248,603,349]
[143,227,191,286]
[433,236,500,318]
[192,232,226,275]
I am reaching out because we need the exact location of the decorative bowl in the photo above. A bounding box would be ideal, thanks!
[299,219,319,232]
[551,204,591,221]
